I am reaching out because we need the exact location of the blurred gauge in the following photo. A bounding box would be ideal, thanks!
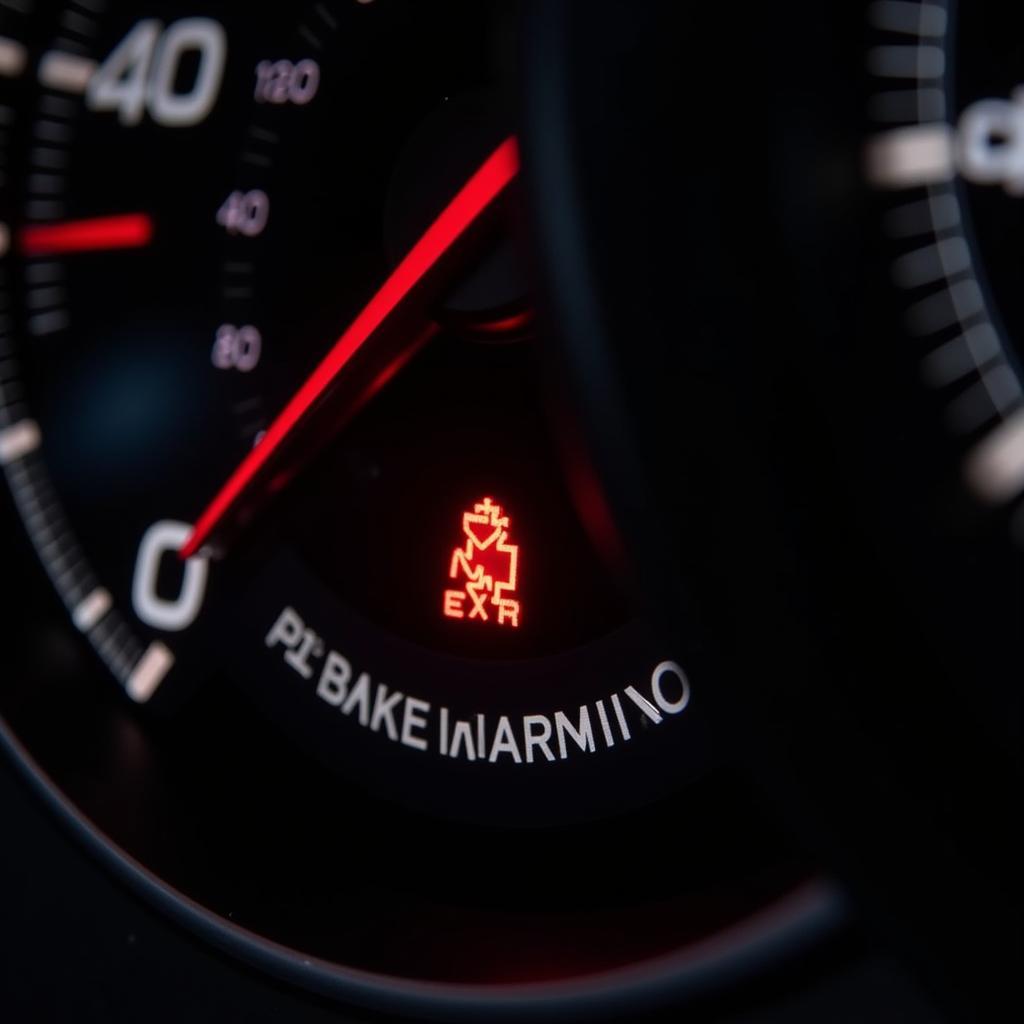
[866,0,1024,536]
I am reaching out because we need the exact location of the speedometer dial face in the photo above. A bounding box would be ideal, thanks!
[1,0,688,822]
[0,1,835,1012]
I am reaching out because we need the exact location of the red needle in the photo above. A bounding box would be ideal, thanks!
[19,214,154,256]
[181,134,520,559]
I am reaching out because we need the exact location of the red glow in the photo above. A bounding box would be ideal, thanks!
[181,135,520,560]
[19,213,154,256]
[473,308,534,336]
[444,497,520,628]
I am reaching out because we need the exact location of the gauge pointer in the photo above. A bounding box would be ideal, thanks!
[19,213,154,256]
[181,135,520,559]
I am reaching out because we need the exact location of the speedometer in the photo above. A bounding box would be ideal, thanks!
[0,2,838,1015]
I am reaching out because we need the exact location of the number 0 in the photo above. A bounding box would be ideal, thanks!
[132,520,209,631]
[148,18,227,127]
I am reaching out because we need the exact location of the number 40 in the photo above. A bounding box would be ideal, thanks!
[86,18,227,127]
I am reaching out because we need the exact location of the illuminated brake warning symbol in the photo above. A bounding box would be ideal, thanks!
[443,497,520,628]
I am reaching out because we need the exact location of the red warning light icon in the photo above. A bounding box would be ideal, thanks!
[443,497,520,628]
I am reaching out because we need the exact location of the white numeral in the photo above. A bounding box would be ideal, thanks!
[86,18,226,127]
[132,521,209,631]
[212,323,262,372]
[254,59,320,105]
[216,189,269,237]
